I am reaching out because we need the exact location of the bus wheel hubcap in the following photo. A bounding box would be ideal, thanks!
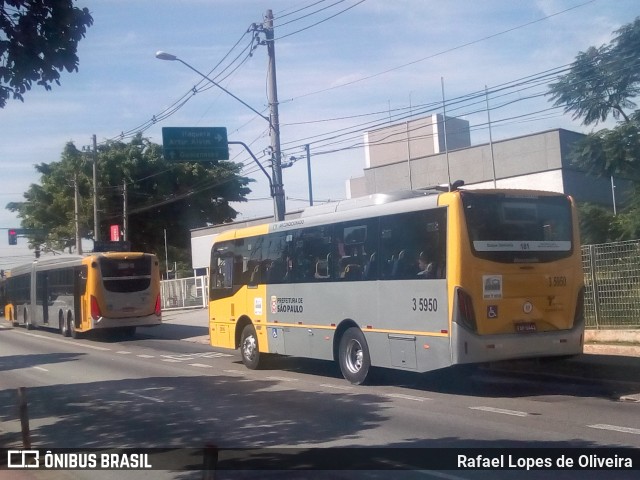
[243,336,256,360]
[346,340,363,373]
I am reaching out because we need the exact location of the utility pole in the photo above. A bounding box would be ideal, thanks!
[264,9,286,221]
[305,144,313,206]
[74,174,82,254]
[122,181,128,241]
[92,134,99,241]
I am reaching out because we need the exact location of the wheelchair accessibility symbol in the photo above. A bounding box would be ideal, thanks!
[487,305,498,318]
[272,328,278,338]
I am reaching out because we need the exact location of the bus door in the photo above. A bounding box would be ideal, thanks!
[74,265,87,329]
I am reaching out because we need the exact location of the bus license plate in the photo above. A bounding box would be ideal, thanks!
[515,322,536,333]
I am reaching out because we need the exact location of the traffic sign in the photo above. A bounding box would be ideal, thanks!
[162,127,229,162]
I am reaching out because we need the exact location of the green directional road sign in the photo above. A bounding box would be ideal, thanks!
[162,127,229,162]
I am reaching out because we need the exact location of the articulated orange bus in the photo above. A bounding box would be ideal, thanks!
[4,252,162,337]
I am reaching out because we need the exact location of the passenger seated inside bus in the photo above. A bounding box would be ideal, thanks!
[417,251,435,278]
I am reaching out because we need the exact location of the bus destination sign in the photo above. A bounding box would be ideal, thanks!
[162,127,229,162]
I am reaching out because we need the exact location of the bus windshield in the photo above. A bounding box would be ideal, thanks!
[99,256,152,292]
[461,191,573,263]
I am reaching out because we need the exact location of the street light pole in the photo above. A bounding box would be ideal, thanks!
[155,50,286,221]
[264,9,285,220]
[92,134,99,242]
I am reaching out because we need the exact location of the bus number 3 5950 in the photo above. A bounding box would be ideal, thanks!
[412,297,438,312]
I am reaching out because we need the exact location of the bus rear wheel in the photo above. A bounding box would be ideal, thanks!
[24,308,33,330]
[240,324,262,370]
[68,314,80,339]
[338,327,371,385]
[60,313,70,337]
[120,326,136,338]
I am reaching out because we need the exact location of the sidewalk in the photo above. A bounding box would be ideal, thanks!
[584,329,640,357]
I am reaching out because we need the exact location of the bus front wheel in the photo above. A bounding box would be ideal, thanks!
[338,327,371,385]
[240,324,262,370]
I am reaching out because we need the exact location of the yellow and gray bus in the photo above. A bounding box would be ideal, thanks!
[208,188,584,384]
[4,252,162,337]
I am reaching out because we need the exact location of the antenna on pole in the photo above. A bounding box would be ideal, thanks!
[485,86,497,188]
[441,77,452,191]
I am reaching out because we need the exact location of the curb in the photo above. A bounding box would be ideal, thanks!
[584,343,640,357]
[585,329,640,344]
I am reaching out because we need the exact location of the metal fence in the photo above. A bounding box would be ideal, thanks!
[582,240,640,329]
[160,275,208,310]
[162,240,640,328]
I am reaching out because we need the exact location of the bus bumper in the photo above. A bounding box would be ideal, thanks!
[90,313,162,330]
[452,321,584,365]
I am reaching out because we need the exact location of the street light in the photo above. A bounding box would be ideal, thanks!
[155,51,286,221]
[156,51,271,127]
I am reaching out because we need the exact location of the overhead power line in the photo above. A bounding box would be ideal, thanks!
[282,0,597,102]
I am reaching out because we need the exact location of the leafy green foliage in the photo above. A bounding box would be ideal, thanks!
[578,203,621,245]
[569,119,640,179]
[6,135,252,268]
[0,0,93,108]
[548,18,640,126]
[548,17,640,244]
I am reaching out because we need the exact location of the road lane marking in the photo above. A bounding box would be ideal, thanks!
[588,424,640,435]
[384,393,428,402]
[32,366,49,372]
[120,390,164,403]
[189,363,213,368]
[161,352,232,361]
[416,472,468,480]
[18,331,111,351]
[116,351,132,355]
[469,406,528,417]
[162,359,182,363]
[136,354,155,358]
[320,384,353,391]
[265,376,298,382]
[223,369,245,375]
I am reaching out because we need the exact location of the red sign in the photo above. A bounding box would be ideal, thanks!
[110,225,120,241]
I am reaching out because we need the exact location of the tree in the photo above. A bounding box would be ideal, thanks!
[6,135,252,268]
[568,115,640,179]
[548,18,640,126]
[0,0,93,108]
[548,17,640,244]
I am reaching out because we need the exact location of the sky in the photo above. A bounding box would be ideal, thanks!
[1,0,639,270]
